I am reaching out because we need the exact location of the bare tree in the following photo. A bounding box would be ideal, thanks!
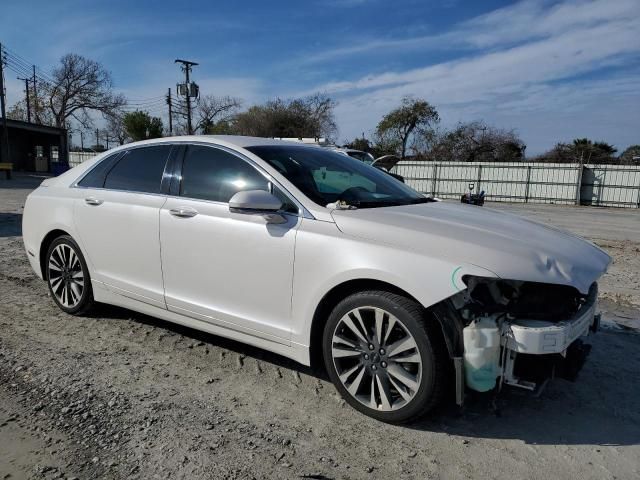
[428,121,525,162]
[105,112,128,146]
[45,54,126,128]
[7,98,54,125]
[304,93,338,140]
[196,95,242,134]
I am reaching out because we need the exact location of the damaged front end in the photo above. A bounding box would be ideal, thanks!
[434,277,601,403]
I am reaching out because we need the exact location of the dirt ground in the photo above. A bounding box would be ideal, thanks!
[1,175,639,480]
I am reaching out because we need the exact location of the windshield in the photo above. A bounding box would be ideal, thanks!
[247,145,429,209]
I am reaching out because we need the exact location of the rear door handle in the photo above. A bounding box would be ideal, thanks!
[85,197,103,206]
[169,207,198,218]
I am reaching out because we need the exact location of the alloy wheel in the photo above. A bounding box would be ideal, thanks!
[48,243,85,309]
[331,306,423,411]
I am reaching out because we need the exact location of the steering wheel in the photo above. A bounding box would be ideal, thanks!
[338,186,371,202]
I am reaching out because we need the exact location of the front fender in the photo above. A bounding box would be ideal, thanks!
[290,218,498,348]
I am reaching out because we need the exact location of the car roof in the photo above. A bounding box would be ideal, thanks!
[112,135,318,152]
[208,135,309,148]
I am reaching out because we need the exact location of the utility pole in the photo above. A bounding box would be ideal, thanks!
[17,77,31,123]
[80,130,84,151]
[96,128,99,150]
[32,65,39,124]
[174,58,198,135]
[166,87,173,135]
[0,42,10,164]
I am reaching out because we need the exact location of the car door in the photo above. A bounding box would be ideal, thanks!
[73,144,174,309]
[159,144,301,343]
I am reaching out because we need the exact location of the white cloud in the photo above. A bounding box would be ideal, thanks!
[305,0,640,153]
[302,0,640,64]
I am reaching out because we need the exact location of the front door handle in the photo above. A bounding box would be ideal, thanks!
[169,207,198,218]
[85,197,103,206]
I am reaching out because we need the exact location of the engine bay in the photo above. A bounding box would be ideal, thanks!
[440,277,599,399]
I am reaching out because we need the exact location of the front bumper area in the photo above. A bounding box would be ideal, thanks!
[500,284,599,391]
[504,284,598,355]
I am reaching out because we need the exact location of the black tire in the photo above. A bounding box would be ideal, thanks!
[45,235,95,315]
[322,290,446,423]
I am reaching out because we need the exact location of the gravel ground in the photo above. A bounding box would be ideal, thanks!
[1,175,639,480]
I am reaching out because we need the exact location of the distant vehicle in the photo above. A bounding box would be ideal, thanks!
[329,147,405,182]
[23,135,610,423]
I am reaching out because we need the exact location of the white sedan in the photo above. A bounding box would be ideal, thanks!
[22,136,610,423]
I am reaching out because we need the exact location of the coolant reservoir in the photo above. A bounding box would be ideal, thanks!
[463,317,501,392]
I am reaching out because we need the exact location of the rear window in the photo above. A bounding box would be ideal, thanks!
[104,145,171,194]
[77,152,122,188]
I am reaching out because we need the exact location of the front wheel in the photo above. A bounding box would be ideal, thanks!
[45,235,94,315]
[323,290,446,423]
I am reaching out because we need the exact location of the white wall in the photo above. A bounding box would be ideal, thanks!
[69,151,98,168]
[392,161,640,208]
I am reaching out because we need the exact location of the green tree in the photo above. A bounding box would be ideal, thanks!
[232,94,337,140]
[122,111,163,141]
[205,119,236,135]
[375,97,439,158]
[572,138,617,163]
[344,137,372,152]
[536,138,618,164]
[619,145,640,164]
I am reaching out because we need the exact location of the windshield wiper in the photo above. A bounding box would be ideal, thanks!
[328,197,435,209]
[347,200,407,208]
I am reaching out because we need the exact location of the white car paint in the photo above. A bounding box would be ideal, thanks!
[159,195,299,343]
[74,189,167,309]
[22,136,611,370]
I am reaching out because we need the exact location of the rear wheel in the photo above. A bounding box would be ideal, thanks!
[323,290,445,423]
[46,235,94,315]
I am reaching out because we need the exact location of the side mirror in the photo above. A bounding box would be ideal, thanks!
[229,190,286,223]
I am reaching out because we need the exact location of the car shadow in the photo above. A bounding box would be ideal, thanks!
[0,213,22,237]
[89,303,640,447]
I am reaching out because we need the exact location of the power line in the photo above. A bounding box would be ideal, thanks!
[1,45,55,82]
[126,95,165,103]
[3,54,52,92]
[4,55,52,85]
[3,43,172,136]
[122,100,167,109]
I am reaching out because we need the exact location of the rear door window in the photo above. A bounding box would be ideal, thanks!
[104,145,172,194]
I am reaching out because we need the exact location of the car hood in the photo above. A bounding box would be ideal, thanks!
[331,202,611,294]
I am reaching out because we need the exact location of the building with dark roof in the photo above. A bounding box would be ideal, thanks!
[0,119,68,173]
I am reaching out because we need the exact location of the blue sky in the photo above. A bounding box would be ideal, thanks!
[2,0,639,154]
